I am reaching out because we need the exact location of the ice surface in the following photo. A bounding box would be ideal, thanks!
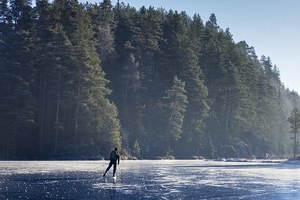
[0,160,300,199]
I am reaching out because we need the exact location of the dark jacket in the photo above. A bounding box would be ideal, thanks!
[110,150,120,164]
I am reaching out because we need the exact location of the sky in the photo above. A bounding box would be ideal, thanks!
[80,0,300,93]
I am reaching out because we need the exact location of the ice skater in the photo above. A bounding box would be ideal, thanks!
[103,147,120,178]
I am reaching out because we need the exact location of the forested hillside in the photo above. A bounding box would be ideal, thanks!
[1,0,299,159]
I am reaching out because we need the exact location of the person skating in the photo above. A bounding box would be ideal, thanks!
[103,147,120,177]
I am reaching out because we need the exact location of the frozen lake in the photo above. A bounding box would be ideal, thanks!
[0,160,300,199]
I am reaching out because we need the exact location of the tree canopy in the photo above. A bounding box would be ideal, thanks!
[0,0,299,159]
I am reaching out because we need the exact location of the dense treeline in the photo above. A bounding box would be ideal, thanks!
[0,0,299,159]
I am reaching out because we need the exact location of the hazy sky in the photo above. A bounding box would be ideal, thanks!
[81,0,300,93]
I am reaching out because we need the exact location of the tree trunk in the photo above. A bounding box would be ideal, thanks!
[74,79,81,139]
[54,67,61,154]
[39,74,46,156]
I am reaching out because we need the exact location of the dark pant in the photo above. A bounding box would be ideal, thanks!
[105,160,117,176]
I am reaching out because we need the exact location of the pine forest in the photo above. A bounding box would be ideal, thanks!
[1,0,300,160]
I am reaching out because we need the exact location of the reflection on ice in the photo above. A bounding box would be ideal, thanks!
[0,160,300,199]
[95,160,300,199]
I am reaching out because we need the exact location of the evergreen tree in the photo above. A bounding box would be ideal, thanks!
[0,0,36,158]
[288,108,300,158]
[86,0,115,60]
[31,0,121,158]
[180,20,209,156]
[59,0,121,155]
[9,0,33,31]
[162,76,188,154]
